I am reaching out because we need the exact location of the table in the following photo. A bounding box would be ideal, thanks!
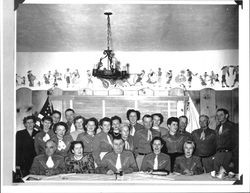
[22,172,238,185]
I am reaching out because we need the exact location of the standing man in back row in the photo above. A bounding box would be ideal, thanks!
[191,115,216,173]
[178,115,192,140]
[65,108,75,134]
[214,108,238,174]
[133,114,160,170]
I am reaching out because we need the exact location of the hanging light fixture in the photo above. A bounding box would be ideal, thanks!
[92,12,130,81]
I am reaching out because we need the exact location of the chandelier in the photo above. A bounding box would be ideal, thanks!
[92,12,130,81]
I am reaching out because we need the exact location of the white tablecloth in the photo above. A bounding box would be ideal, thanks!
[22,172,238,184]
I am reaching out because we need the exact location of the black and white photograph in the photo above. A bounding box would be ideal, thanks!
[1,0,250,192]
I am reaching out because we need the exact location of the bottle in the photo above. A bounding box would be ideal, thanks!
[13,166,24,183]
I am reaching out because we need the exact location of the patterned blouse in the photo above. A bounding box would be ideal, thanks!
[64,153,95,174]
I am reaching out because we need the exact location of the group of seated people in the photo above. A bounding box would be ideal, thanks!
[16,108,238,179]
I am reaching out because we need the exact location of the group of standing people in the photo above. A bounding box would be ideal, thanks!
[16,108,238,179]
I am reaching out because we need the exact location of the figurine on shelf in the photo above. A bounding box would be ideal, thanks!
[231,65,239,87]
[175,70,186,84]
[215,74,219,83]
[64,68,71,88]
[221,66,230,88]
[209,71,216,86]
[133,70,145,86]
[44,74,50,85]
[27,70,36,87]
[72,69,80,85]
[166,70,172,84]
[186,69,197,88]
[87,70,93,86]
[146,69,157,84]
[199,75,207,86]
[158,68,162,85]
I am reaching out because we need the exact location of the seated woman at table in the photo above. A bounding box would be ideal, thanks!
[96,137,138,175]
[70,115,85,141]
[65,141,95,173]
[141,136,170,173]
[76,117,98,154]
[51,122,73,157]
[30,140,65,176]
[92,117,114,167]
[174,141,204,175]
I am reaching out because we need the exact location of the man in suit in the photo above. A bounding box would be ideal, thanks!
[65,108,75,134]
[134,114,160,170]
[191,115,216,173]
[141,136,170,172]
[97,137,138,174]
[178,115,192,140]
[214,108,238,174]
[51,110,61,125]
[16,115,40,177]
[30,140,65,176]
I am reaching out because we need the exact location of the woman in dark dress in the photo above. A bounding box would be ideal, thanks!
[65,141,95,173]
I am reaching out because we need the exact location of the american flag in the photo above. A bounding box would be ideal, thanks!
[38,97,54,119]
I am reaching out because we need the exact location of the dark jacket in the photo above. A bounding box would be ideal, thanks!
[191,128,216,157]
[174,155,204,175]
[29,154,65,175]
[96,150,138,174]
[16,129,40,176]
[92,131,113,166]
[76,133,95,153]
[133,128,160,155]
[141,152,171,172]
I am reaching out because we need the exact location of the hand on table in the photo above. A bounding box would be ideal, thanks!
[107,170,114,175]
[183,169,194,176]
[45,169,55,176]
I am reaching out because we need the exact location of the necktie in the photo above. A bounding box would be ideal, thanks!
[153,155,158,170]
[107,135,113,147]
[124,140,130,150]
[43,133,50,142]
[218,125,223,135]
[58,140,66,151]
[70,124,76,133]
[116,154,122,171]
[200,130,205,140]
[130,125,135,136]
[46,156,54,168]
[147,130,152,141]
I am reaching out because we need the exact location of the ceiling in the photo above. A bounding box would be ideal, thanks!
[16,4,238,52]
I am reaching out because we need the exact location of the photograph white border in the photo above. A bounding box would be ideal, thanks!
[1,0,249,192]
